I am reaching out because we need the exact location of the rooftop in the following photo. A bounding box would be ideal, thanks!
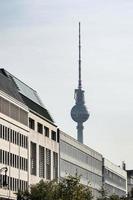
[0,68,54,123]
[0,69,24,103]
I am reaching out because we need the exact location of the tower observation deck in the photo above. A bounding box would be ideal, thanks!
[71,22,89,143]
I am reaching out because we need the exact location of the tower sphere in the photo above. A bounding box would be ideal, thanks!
[71,104,89,123]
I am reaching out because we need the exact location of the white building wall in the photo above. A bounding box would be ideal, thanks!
[104,159,127,179]
[103,158,127,196]
[28,112,59,185]
[0,90,59,200]
[60,131,103,198]
[0,92,29,200]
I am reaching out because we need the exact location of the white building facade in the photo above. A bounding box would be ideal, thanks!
[0,91,29,199]
[102,158,127,197]
[0,68,128,200]
[0,69,59,200]
[60,131,103,198]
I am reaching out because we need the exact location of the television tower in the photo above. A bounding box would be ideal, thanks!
[71,22,89,144]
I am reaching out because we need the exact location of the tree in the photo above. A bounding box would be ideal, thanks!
[109,194,120,200]
[56,174,93,200]
[97,186,108,200]
[16,174,93,200]
[16,180,57,200]
[17,189,30,200]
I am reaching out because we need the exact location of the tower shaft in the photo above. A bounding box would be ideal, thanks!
[77,122,83,143]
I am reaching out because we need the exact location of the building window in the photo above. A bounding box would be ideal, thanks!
[0,149,2,163]
[10,103,19,121]
[53,152,58,179]
[29,118,35,130]
[44,126,49,137]
[39,146,45,178]
[0,175,28,192]
[51,131,56,141]
[46,149,51,180]
[37,122,43,134]
[0,124,28,149]
[31,142,36,175]
[1,97,9,116]
[57,129,60,143]
[0,97,28,126]
[20,109,28,126]
[0,149,27,171]
[0,124,2,138]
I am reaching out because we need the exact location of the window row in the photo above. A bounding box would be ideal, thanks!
[60,159,102,187]
[105,183,126,197]
[29,118,59,142]
[0,149,28,171]
[105,168,126,189]
[0,96,28,126]
[0,124,28,149]
[60,141,102,172]
[30,142,58,180]
[0,175,28,192]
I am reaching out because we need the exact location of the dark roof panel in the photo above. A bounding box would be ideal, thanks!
[0,69,24,103]
[21,94,54,123]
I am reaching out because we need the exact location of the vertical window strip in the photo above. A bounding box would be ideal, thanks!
[46,148,51,180]
[39,146,45,178]
[0,149,28,171]
[53,152,58,179]
[30,142,36,175]
[0,124,28,149]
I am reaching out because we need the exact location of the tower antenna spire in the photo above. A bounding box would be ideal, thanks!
[78,22,82,89]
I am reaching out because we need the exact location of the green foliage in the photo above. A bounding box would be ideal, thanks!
[109,194,120,200]
[16,174,93,200]
[97,186,108,200]
[56,174,93,200]
[16,189,30,200]
[16,175,128,200]
[97,186,128,200]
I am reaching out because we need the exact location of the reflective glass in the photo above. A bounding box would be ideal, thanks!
[10,75,44,107]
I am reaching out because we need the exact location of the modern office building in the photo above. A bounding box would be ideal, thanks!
[60,131,127,198]
[0,68,128,200]
[60,130,103,198]
[0,68,59,200]
[102,158,127,197]
[127,170,133,197]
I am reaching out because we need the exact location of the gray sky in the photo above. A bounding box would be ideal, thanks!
[0,0,133,169]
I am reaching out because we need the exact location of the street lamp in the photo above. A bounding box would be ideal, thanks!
[0,167,8,187]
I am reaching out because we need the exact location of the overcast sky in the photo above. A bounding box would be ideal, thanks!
[0,0,133,169]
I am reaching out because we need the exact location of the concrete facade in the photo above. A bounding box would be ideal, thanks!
[0,90,29,199]
[60,131,103,198]
[127,170,133,197]
[28,111,59,185]
[102,158,127,197]
[0,69,59,200]
[60,131,127,198]
[0,69,129,200]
